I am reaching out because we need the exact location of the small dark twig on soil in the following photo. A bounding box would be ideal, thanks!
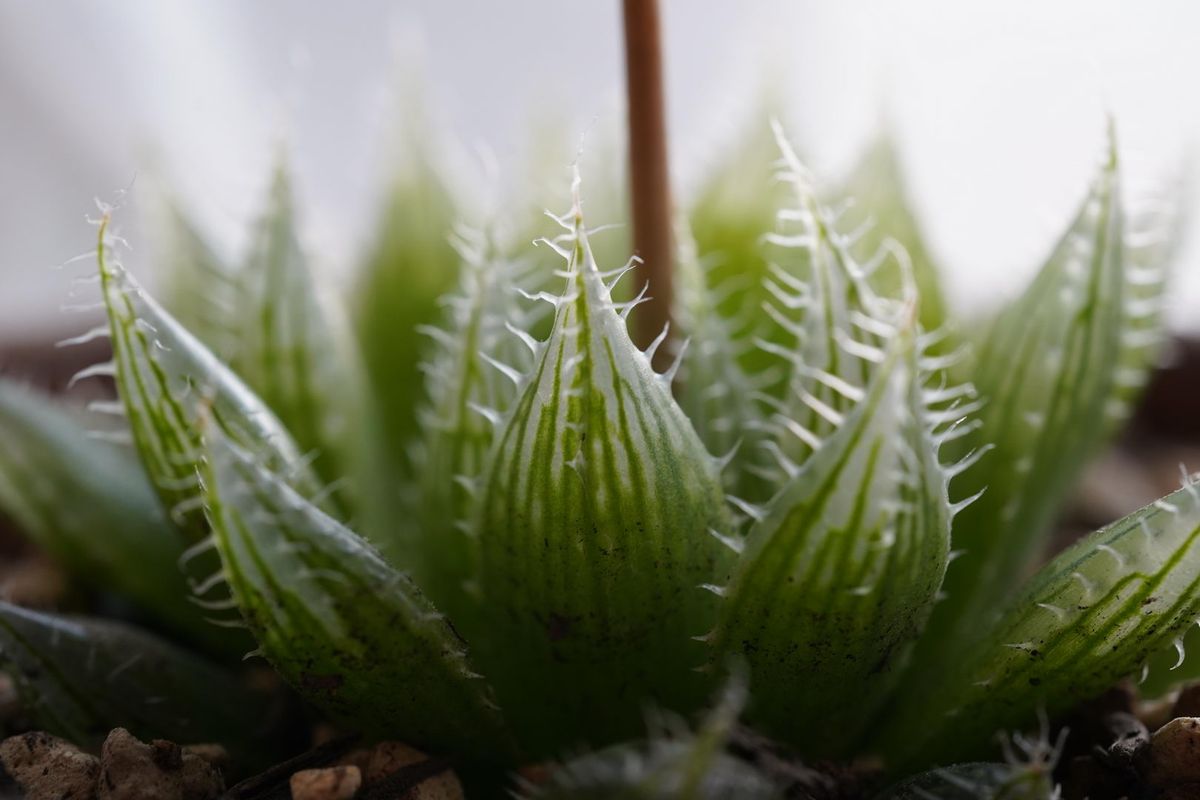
[355,756,452,800]
[222,733,360,800]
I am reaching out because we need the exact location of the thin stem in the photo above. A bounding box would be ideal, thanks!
[622,0,673,359]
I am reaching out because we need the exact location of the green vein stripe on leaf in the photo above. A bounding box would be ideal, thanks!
[709,309,952,757]
[95,210,326,546]
[198,429,514,761]
[471,171,734,755]
[887,479,1200,765]
[920,126,1143,669]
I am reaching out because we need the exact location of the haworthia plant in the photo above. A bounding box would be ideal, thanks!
[0,601,276,756]
[0,109,1193,798]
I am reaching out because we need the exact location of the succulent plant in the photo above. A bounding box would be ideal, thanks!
[0,112,1191,799]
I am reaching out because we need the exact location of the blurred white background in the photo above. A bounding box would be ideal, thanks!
[0,0,1196,340]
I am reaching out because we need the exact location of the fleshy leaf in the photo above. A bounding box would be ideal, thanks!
[923,128,1149,659]
[152,193,242,360]
[395,224,536,622]
[354,123,461,484]
[0,601,277,757]
[751,122,921,493]
[228,164,366,517]
[198,430,514,761]
[838,128,950,340]
[470,173,735,753]
[708,312,954,755]
[0,380,223,653]
[884,480,1200,765]
[1103,169,1185,432]
[688,115,792,381]
[519,677,782,800]
[94,210,325,546]
[672,219,763,496]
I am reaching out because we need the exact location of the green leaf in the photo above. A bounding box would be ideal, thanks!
[672,220,763,496]
[838,128,950,341]
[520,676,781,800]
[94,210,325,545]
[470,173,735,754]
[688,116,792,382]
[354,125,461,486]
[151,192,241,360]
[0,380,222,653]
[708,310,954,756]
[229,163,368,518]
[1103,169,1185,433]
[0,601,276,756]
[884,480,1200,765]
[198,430,514,761]
[750,122,928,497]
[922,127,1153,661]
[395,224,535,623]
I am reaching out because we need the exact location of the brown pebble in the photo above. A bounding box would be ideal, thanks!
[98,727,223,800]
[1149,717,1200,787]
[290,765,362,800]
[0,554,68,608]
[365,742,462,799]
[181,744,229,768]
[0,731,99,800]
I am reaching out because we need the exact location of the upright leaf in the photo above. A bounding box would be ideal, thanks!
[199,431,514,761]
[520,678,781,800]
[396,224,534,622]
[0,602,276,756]
[151,194,241,360]
[923,129,1148,660]
[672,220,763,496]
[688,116,791,382]
[708,313,955,756]
[355,128,460,482]
[471,173,735,754]
[93,211,324,619]
[752,123,917,494]
[838,129,950,339]
[883,481,1200,766]
[230,164,366,518]
[0,381,221,652]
